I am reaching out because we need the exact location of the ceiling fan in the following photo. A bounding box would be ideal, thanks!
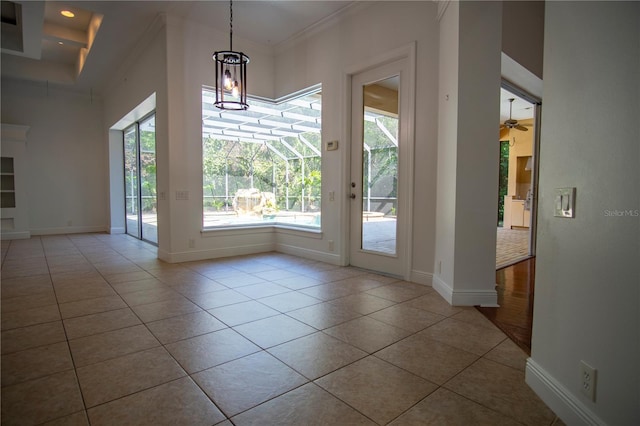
[500,98,531,139]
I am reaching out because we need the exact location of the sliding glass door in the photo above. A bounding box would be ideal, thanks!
[124,113,157,244]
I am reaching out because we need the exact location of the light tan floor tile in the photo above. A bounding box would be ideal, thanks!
[376,334,479,385]
[59,295,127,319]
[286,302,362,329]
[268,332,367,380]
[0,370,85,426]
[328,293,397,315]
[444,358,556,426]
[1,304,61,330]
[215,273,269,288]
[403,293,465,316]
[110,278,168,295]
[146,311,227,344]
[208,300,280,326]
[187,289,251,310]
[234,282,291,299]
[1,291,58,314]
[231,382,375,426]
[233,314,317,348]
[193,351,308,416]
[451,307,501,329]
[53,282,117,304]
[130,297,202,322]
[1,341,74,387]
[119,287,182,306]
[368,304,445,333]
[76,346,186,407]
[257,291,321,312]
[1,321,67,354]
[63,307,141,340]
[0,275,53,299]
[168,280,229,298]
[273,275,324,290]
[389,387,522,425]
[299,282,359,301]
[323,316,411,353]
[484,338,529,371]
[69,324,160,367]
[365,281,432,303]
[165,328,260,373]
[418,317,506,356]
[41,411,89,426]
[315,356,437,425]
[87,377,226,426]
[103,270,154,284]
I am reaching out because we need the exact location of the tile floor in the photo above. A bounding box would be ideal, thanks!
[1,234,564,426]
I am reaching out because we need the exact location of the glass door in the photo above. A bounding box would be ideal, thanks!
[124,114,157,244]
[350,59,410,277]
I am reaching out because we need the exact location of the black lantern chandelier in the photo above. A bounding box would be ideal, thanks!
[213,0,249,110]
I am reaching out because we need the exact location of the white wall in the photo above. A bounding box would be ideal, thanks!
[526,2,640,425]
[501,1,544,80]
[113,2,441,275]
[272,1,440,278]
[0,79,106,235]
[433,1,502,306]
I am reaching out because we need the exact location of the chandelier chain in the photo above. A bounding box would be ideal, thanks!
[229,0,233,51]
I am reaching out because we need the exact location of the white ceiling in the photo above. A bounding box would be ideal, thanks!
[1,1,353,92]
[500,87,535,122]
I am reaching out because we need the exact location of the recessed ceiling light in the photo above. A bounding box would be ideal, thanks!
[60,10,75,18]
[58,41,64,45]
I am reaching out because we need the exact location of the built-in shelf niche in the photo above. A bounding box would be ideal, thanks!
[1,157,17,208]
[1,124,30,239]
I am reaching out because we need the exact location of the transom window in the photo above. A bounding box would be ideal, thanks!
[202,87,322,229]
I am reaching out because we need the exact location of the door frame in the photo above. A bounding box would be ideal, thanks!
[342,43,416,279]
[500,79,541,258]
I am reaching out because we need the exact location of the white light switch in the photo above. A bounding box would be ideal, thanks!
[554,187,575,218]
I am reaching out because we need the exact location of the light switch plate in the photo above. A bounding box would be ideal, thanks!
[554,187,575,218]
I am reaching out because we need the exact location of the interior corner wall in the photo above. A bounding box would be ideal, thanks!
[501,0,544,80]
[434,1,501,306]
[0,79,107,235]
[526,2,640,425]
[272,1,440,278]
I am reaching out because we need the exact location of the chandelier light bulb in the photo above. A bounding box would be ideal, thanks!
[224,69,233,90]
[232,81,240,97]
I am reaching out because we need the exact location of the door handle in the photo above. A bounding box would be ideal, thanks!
[350,193,356,199]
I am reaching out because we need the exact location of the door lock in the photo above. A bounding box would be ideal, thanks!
[350,193,356,199]
[351,182,356,188]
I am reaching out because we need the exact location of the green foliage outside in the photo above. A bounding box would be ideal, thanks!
[498,141,509,225]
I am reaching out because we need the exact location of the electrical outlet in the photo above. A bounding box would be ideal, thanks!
[580,360,597,402]
[328,240,334,252]
[438,260,442,274]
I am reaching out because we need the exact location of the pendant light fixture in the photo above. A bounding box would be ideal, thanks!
[213,0,249,110]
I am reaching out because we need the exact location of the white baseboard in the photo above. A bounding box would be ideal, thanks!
[0,230,31,240]
[410,269,433,286]
[526,358,606,426]
[158,243,276,263]
[432,274,498,306]
[30,226,106,236]
[276,243,342,265]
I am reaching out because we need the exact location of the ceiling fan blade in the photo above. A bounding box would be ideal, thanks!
[515,124,529,132]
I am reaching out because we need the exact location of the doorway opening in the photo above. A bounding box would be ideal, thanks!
[124,113,157,245]
[496,84,539,269]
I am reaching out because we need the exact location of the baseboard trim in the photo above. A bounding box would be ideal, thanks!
[525,358,606,426]
[276,243,342,265]
[432,275,498,306]
[0,230,31,240]
[410,269,433,286]
[158,243,275,263]
[30,226,107,236]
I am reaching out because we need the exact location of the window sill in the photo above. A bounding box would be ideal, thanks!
[201,223,322,239]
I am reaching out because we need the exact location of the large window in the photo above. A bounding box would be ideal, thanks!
[202,87,322,229]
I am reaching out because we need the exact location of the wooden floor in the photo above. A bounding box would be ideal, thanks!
[477,257,535,355]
